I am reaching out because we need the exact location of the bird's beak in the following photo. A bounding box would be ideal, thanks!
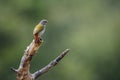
[46,21,48,23]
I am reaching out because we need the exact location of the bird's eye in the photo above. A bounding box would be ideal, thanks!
[40,20,48,25]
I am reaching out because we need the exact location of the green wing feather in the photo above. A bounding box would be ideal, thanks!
[33,24,44,35]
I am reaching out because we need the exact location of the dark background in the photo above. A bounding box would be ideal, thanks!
[0,0,120,80]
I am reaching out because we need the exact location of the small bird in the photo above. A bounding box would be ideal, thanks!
[33,20,48,42]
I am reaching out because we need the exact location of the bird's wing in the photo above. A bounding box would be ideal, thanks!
[33,24,44,35]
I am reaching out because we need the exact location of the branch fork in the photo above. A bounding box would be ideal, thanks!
[12,37,70,80]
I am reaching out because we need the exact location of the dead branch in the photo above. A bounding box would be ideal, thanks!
[32,49,70,79]
[12,37,69,80]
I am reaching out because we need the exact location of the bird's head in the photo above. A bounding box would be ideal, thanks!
[40,20,48,26]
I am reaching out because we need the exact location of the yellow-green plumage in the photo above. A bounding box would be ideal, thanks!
[33,20,48,42]
[33,24,44,35]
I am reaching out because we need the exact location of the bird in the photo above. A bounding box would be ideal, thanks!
[33,20,48,42]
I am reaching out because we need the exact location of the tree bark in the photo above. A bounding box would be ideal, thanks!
[11,38,69,80]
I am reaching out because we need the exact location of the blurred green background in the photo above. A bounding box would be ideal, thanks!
[0,0,120,80]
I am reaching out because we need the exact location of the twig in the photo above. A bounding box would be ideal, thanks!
[11,67,18,73]
[32,49,70,79]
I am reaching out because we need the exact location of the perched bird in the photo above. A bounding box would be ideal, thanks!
[33,20,48,42]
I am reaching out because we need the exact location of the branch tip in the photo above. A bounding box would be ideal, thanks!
[32,48,70,79]
[55,49,70,62]
[64,49,70,53]
[11,67,18,73]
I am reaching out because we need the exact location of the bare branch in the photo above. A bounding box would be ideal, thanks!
[11,35,69,80]
[12,37,69,80]
[15,39,43,80]
[32,49,70,80]
[12,22,70,80]
[11,67,18,73]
